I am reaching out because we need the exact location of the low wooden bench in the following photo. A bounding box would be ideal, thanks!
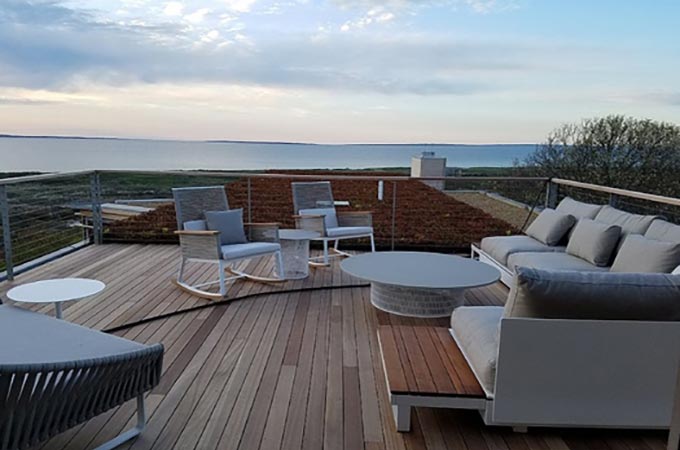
[377,325,486,431]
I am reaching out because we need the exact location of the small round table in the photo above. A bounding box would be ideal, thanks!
[279,230,321,280]
[7,278,106,319]
[341,252,500,318]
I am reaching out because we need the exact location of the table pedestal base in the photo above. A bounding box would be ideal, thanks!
[370,282,465,318]
[280,238,311,280]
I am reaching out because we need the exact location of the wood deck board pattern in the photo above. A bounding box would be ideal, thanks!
[0,244,669,450]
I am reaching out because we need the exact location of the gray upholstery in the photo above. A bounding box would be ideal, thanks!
[507,251,608,273]
[645,219,680,243]
[480,235,565,266]
[556,197,602,219]
[450,306,503,395]
[504,267,680,321]
[611,234,680,273]
[524,208,575,246]
[566,219,621,266]
[594,205,660,236]
[326,226,373,238]
[221,242,281,260]
[299,207,338,229]
[172,186,229,230]
[183,219,207,231]
[0,305,163,450]
[205,209,248,245]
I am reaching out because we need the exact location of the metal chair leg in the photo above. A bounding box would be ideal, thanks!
[218,260,227,296]
[370,234,376,252]
[323,240,329,265]
[276,251,284,279]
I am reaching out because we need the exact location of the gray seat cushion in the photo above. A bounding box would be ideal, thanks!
[480,235,565,266]
[326,226,373,238]
[504,267,680,321]
[594,205,660,236]
[221,242,281,260]
[205,209,248,245]
[610,234,680,273]
[450,306,503,396]
[566,218,621,266]
[0,305,146,364]
[507,251,608,273]
[556,197,603,219]
[524,209,575,246]
[645,219,680,243]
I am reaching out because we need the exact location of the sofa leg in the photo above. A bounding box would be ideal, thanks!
[512,426,528,433]
[94,395,146,450]
[393,405,411,432]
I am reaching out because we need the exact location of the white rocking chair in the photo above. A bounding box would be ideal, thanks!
[172,186,284,300]
[291,181,375,266]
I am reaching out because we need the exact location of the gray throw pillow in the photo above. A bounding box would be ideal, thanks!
[504,267,680,321]
[566,219,621,266]
[610,234,680,273]
[525,208,575,246]
[555,197,602,219]
[183,219,207,231]
[204,209,247,245]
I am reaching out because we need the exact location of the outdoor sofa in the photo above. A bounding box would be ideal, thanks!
[0,305,163,450]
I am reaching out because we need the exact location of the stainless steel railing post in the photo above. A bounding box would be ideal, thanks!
[90,172,103,245]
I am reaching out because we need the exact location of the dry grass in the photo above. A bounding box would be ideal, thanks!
[446,191,538,232]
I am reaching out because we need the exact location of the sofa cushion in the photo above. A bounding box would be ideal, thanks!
[566,219,621,266]
[645,219,680,243]
[504,267,680,320]
[326,226,373,238]
[221,242,281,260]
[450,306,503,395]
[205,209,247,245]
[556,197,602,219]
[507,251,608,273]
[480,236,565,266]
[594,205,660,236]
[299,207,338,229]
[525,209,575,246]
[611,234,680,273]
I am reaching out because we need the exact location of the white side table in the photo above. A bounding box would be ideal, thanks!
[7,278,106,319]
[279,230,320,279]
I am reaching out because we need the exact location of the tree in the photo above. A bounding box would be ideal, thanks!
[523,115,680,197]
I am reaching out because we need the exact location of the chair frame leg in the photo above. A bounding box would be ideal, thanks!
[94,395,146,450]
[323,240,329,265]
[370,233,376,252]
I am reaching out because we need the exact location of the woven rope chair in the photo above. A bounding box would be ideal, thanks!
[173,186,284,299]
[292,181,375,265]
[0,306,163,450]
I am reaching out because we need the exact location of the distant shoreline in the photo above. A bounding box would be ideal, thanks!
[0,134,536,148]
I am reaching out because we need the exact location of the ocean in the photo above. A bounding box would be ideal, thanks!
[0,137,536,172]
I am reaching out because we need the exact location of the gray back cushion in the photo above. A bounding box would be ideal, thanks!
[504,267,680,321]
[611,234,680,273]
[594,205,659,236]
[645,220,680,243]
[524,209,575,246]
[205,209,247,245]
[556,197,602,219]
[299,207,338,229]
[566,219,621,266]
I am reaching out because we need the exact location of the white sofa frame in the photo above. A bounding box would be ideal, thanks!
[471,243,514,287]
[444,317,680,430]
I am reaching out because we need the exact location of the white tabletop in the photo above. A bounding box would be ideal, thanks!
[340,252,500,289]
[279,229,321,240]
[7,278,106,304]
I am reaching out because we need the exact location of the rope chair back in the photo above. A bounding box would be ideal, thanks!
[291,181,335,213]
[172,186,229,230]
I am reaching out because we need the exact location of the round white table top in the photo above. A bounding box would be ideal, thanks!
[7,278,106,304]
[340,252,500,289]
[279,229,321,240]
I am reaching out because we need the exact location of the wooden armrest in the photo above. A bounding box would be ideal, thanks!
[174,230,219,236]
[245,222,280,227]
[337,211,372,216]
[293,214,325,219]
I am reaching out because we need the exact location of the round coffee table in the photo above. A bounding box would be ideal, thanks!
[7,278,106,319]
[340,252,500,318]
[279,230,321,279]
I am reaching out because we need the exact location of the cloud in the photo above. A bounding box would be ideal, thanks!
[163,2,184,16]
[341,7,395,31]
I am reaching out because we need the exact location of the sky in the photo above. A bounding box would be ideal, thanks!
[0,0,678,143]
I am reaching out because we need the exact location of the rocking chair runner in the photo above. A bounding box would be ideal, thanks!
[291,181,375,266]
[172,186,284,300]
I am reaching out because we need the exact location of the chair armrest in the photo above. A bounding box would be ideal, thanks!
[176,232,221,260]
[337,211,372,227]
[294,215,326,236]
[245,223,280,242]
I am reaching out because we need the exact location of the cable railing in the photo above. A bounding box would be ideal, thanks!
[2,169,680,281]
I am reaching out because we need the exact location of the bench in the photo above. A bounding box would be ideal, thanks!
[377,325,486,432]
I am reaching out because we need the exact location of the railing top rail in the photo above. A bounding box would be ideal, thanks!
[0,170,95,185]
[551,178,680,208]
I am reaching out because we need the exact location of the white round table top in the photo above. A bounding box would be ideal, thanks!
[279,229,321,240]
[341,252,500,289]
[7,278,106,304]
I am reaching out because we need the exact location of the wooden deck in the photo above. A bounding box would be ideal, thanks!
[0,244,669,450]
